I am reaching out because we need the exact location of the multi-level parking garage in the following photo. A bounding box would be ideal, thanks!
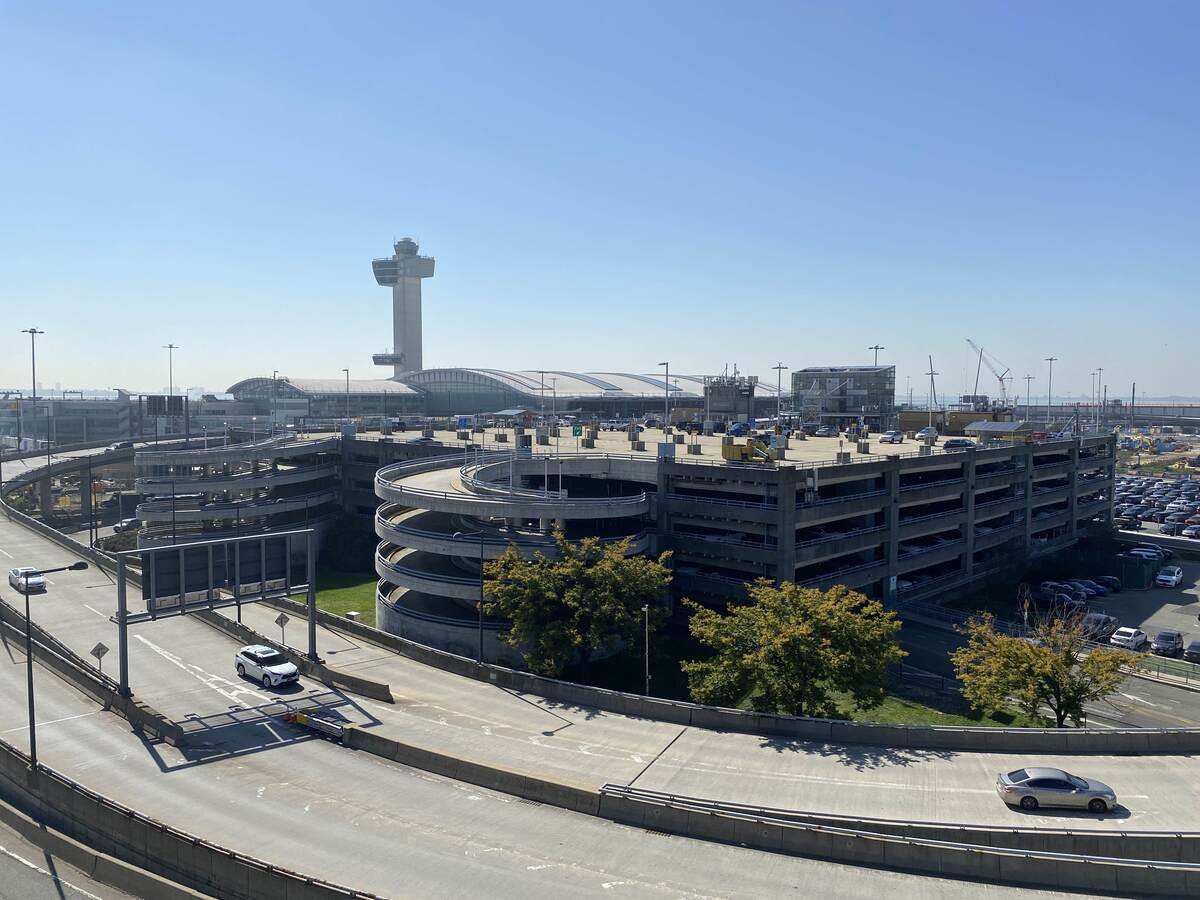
[374,431,1116,658]
[10,437,1200,900]
[134,434,340,548]
[374,451,656,662]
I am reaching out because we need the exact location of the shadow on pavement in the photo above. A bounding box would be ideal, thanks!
[1007,803,1133,822]
[139,688,380,772]
[757,736,958,770]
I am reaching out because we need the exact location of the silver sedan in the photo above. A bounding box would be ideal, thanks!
[996,766,1117,813]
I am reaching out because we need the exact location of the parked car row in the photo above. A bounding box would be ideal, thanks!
[1114,475,1200,537]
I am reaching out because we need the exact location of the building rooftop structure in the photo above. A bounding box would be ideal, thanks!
[228,376,419,398]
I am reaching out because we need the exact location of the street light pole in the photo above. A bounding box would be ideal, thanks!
[21,561,88,769]
[772,363,788,424]
[1024,375,1034,421]
[342,368,350,421]
[163,343,179,396]
[271,370,279,435]
[1045,357,1058,427]
[642,604,650,696]
[658,362,669,428]
[868,344,884,366]
[21,328,44,401]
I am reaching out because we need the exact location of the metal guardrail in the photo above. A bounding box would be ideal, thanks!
[376,457,650,512]
[899,476,966,493]
[796,524,888,549]
[665,491,777,510]
[377,583,507,631]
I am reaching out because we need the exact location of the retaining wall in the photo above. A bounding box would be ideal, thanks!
[0,737,379,900]
[192,610,394,704]
[602,786,1200,864]
[268,597,1200,754]
[596,791,1200,898]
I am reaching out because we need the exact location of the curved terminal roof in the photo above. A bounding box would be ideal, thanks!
[228,376,418,398]
[399,369,782,400]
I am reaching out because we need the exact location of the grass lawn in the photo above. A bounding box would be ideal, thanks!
[836,682,1044,728]
[313,569,378,628]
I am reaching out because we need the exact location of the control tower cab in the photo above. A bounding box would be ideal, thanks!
[372,238,435,377]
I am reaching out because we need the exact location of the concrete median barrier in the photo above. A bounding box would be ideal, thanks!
[599,787,1200,896]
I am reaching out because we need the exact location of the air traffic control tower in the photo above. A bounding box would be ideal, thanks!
[372,238,435,377]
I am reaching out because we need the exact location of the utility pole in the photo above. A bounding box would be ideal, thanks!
[163,343,178,395]
[1044,357,1058,426]
[868,344,884,366]
[658,362,669,427]
[772,362,787,423]
[21,328,44,401]
[925,356,938,429]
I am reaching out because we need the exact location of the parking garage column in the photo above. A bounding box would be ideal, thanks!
[963,450,977,576]
[39,474,53,515]
[1067,438,1080,537]
[885,458,901,601]
[1022,445,1035,547]
[776,465,798,584]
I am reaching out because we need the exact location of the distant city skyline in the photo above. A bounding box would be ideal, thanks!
[1,3,1196,399]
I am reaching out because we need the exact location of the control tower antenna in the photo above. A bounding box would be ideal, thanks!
[371,238,435,377]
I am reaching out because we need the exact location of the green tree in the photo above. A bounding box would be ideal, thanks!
[483,531,671,677]
[951,613,1130,727]
[681,581,905,718]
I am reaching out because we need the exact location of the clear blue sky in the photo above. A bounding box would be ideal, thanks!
[1,1,1196,401]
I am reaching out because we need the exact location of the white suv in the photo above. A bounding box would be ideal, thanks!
[235,645,299,688]
[1156,566,1184,588]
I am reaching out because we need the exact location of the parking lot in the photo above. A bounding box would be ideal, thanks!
[1113,473,1200,539]
[1094,558,1200,650]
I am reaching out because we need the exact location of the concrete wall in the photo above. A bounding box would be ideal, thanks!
[596,790,1200,897]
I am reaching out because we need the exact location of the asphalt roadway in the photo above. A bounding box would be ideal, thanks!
[0,817,134,900]
[0,507,1197,896]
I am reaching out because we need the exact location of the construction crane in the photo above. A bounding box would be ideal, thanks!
[965,339,1011,404]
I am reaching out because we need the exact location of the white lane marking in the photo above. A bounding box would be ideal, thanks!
[0,842,105,899]
[0,546,12,558]
[82,604,108,618]
[133,634,269,705]
[1118,692,1160,708]
[0,711,99,735]
[602,881,626,889]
